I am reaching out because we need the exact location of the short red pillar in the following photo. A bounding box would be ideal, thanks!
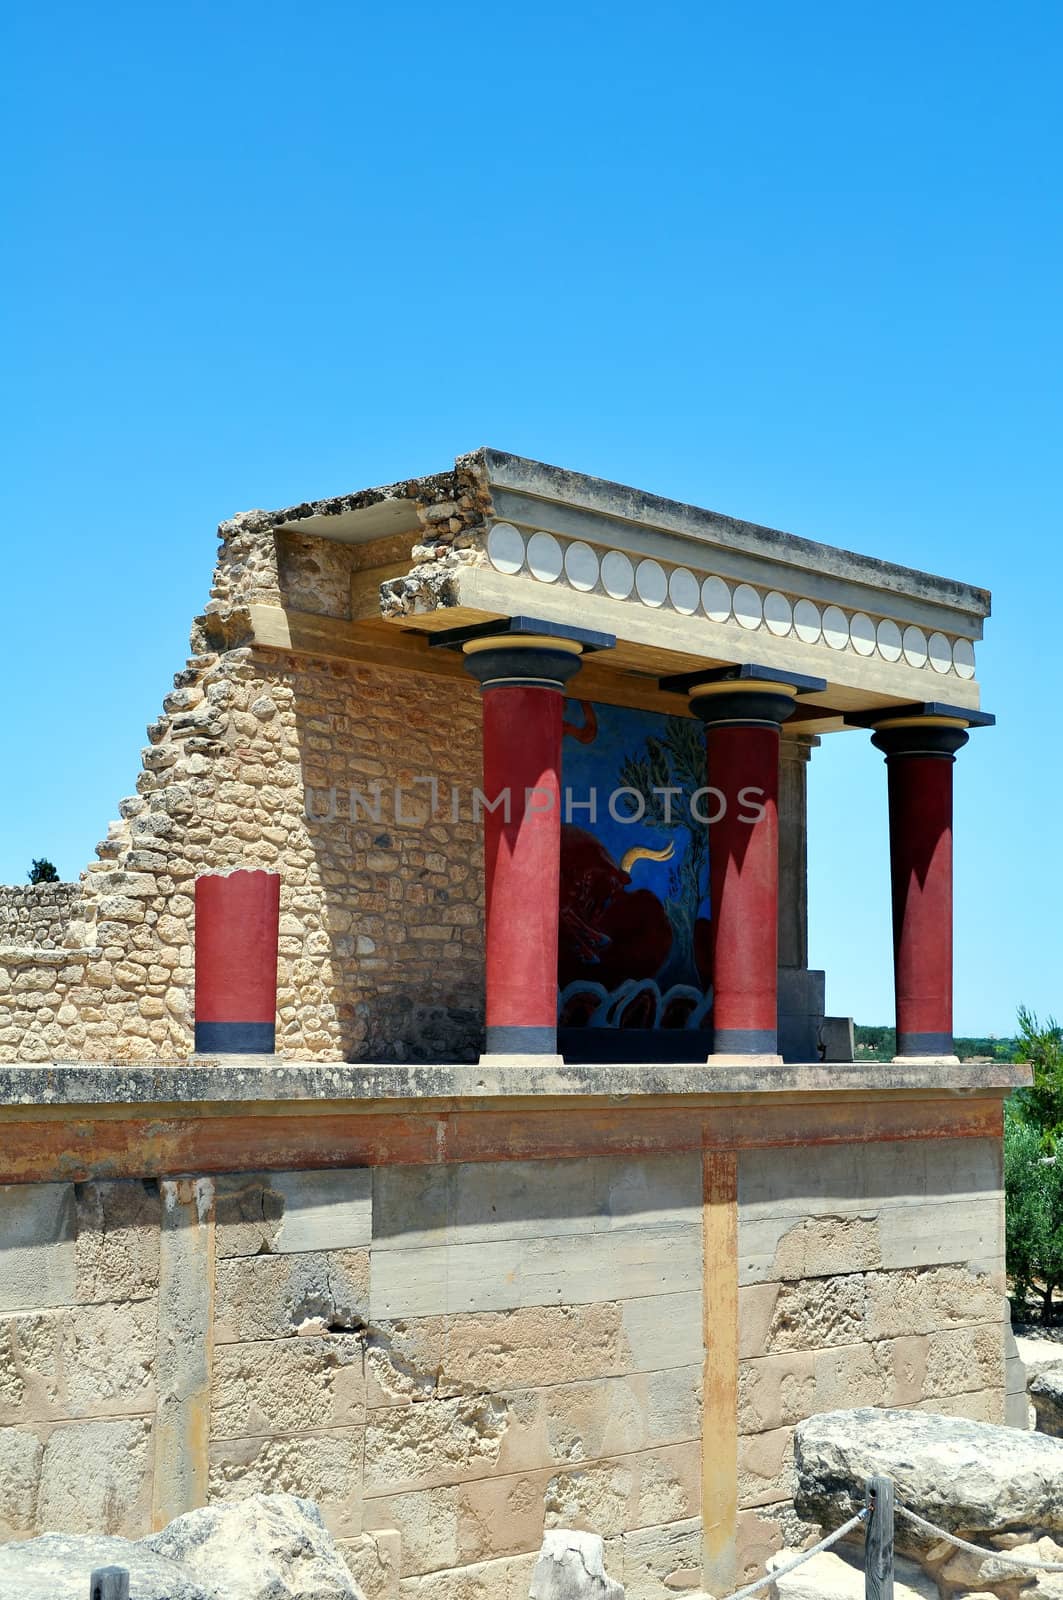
[194,870,280,1054]
[689,678,804,1059]
[462,635,586,1058]
[870,715,970,1058]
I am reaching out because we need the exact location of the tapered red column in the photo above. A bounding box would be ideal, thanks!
[194,870,280,1053]
[463,636,585,1060]
[690,680,801,1060]
[870,715,970,1059]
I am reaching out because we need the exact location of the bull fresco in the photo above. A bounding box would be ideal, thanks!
[558,699,712,1041]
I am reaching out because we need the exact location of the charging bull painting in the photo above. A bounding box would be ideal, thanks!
[558,699,712,1045]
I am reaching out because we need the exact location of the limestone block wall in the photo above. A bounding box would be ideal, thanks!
[732,1135,1008,1578]
[0,883,80,949]
[0,1152,705,1600]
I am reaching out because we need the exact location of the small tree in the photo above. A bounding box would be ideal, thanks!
[1005,1108,1063,1324]
[1013,1006,1063,1146]
[27,858,59,885]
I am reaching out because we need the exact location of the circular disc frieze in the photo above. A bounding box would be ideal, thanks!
[486,522,525,575]
[822,605,850,650]
[733,583,763,630]
[601,550,634,599]
[928,632,952,673]
[903,625,928,668]
[526,531,563,582]
[953,638,976,679]
[635,559,668,607]
[877,619,903,662]
[668,567,700,614]
[701,576,731,622]
[850,613,876,656]
[564,541,600,592]
[764,591,793,636]
[793,599,822,644]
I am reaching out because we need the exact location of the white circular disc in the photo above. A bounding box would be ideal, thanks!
[902,625,928,668]
[733,582,763,630]
[822,604,850,650]
[635,558,668,607]
[668,567,700,615]
[701,575,731,622]
[763,591,792,636]
[564,541,600,592]
[526,531,563,583]
[928,631,952,673]
[850,612,876,656]
[877,618,903,662]
[601,550,634,599]
[953,638,976,679]
[793,599,822,644]
[486,522,525,575]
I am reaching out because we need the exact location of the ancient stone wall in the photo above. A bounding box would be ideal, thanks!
[733,1135,1008,1580]
[0,508,487,1064]
[0,1149,705,1600]
[0,884,80,950]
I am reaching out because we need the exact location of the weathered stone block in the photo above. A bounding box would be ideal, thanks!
[0,1424,43,1536]
[37,1416,153,1536]
[0,1183,75,1310]
[620,1517,701,1600]
[147,1491,360,1600]
[765,1275,864,1353]
[738,1425,796,1509]
[739,1214,880,1285]
[365,1394,511,1496]
[924,1322,1005,1398]
[339,1528,401,1600]
[212,1335,365,1438]
[75,1180,161,1304]
[214,1249,370,1342]
[217,1169,371,1259]
[208,1428,364,1538]
[864,1263,1004,1340]
[395,1551,537,1600]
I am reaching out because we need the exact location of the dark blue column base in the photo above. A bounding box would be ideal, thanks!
[896,1031,954,1057]
[485,1024,558,1054]
[712,1027,779,1055]
[195,1020,276,1054]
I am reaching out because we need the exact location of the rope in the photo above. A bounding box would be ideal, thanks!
[713,1508,868,1600]
[895,1505,1063,1572]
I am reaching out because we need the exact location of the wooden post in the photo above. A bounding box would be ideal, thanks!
[90,1568,130,1600]
[865,1475,895,1600]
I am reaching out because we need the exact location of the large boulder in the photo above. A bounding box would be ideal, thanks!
[0,1533,208,1600]
[794,1408,1063,1544]
[0,1494,362,1600]
[767,1544,936,1599]
[145,1495,360,1600]
[529,1531,623,1600]
[1032,1370,1063,1437]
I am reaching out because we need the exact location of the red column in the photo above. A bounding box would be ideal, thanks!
[690,681,801,1059]
[194,870,280,1054]
[463,637,584,1058]
[871,717,969,1058]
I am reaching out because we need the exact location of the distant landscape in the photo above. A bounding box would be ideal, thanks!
[855,1025,1018,1062]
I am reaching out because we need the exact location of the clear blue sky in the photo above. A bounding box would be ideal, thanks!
[3,1,1059,1034]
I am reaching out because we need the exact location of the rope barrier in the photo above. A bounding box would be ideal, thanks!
[712,1508,868,1600]
[895,1504,1063,1573]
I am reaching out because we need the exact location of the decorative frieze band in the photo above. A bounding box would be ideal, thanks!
[485,522,977,680]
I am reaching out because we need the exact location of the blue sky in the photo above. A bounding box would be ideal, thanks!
[2,0,1059,1033]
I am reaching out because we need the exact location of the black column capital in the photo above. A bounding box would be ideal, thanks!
[687,680,801,729]
[461,636,585,692]
[869,717,971,760]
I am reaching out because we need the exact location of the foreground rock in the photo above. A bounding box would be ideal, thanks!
[530,1531,624,1600]
[0,1494,362,1600]
[767,1544,935,1599]
[795,1407,1063,1540]
[1032,1369,1063,1436]
[0,1534,208,1600]
[794,1408,1063,1599]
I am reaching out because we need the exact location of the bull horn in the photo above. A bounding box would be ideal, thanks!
[620,841,675,873]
